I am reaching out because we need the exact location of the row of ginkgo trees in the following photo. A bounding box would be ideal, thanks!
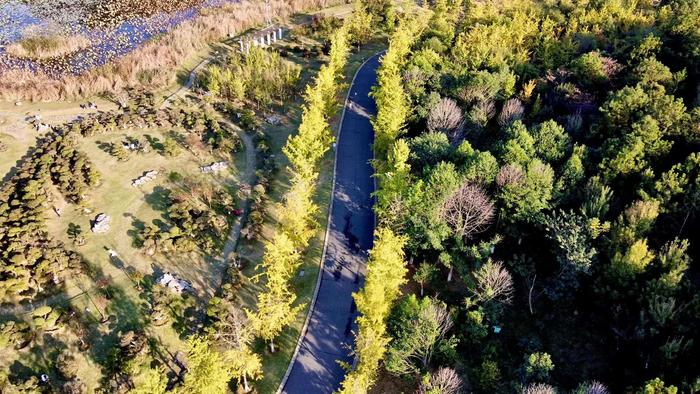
[246,23,351,354]
[134,22,355,394]
[338,15,427,394]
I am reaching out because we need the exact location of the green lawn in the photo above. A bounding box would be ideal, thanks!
[47,128,240,296]
[0,98,118,182]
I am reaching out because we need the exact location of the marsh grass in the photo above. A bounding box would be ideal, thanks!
[5,33,92,60]
[0,0,345,102]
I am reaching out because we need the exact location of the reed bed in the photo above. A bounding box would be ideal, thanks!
[4,33,92,59]
[0,0,341,102]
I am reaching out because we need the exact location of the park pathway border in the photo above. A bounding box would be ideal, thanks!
[277,51,383,394]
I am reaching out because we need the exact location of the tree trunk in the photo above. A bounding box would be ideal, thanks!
[420,283,424,297]
[528,274,536,315]
[269,339,275,353]
[447,266,453,282]
[243,374,250,392]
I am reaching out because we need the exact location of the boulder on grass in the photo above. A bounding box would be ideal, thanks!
[91,213,111,234]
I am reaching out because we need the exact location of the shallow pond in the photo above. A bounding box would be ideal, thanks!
[0,0,238,75]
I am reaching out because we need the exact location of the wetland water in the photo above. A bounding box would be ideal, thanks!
[0,0,239,75]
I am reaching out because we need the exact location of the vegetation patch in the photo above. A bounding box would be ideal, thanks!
[342,0,700,393]
[5,32,92,60]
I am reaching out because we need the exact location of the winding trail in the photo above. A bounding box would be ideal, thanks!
[219,118,257,261]
[160,57,212,109]
[158,56,258,263]
[279,53,381,394]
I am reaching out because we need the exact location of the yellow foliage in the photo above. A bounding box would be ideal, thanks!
[226,346,263,389]
[612,238,655,277]
[247,288,304,344]
[372,18,425,157]
[252,15,352,351]
[280,179,319,248]
[338,228,407,393]
[521,79,537,101]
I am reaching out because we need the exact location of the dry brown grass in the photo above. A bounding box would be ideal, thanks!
[0,0,342,102]
[5,32,92,59]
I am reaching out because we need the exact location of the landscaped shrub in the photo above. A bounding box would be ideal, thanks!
[0,124,104,303]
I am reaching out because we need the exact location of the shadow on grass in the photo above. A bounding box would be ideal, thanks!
[79,259,146,371]
[168,130,187,147]
[125,213,146,248]
[167,295,200,341]
[144,134,164,154]
[8,360,37,381]
[95,140,113,154]
[6,333,69,384]
[145,186,172,215]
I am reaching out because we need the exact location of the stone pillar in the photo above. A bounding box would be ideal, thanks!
[278,27,283,40]
[239,40,244,52]
[260,36,266,46]
[272,30,277,42]
[267,32,271,45]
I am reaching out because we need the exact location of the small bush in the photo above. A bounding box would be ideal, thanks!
[168,171,184,183]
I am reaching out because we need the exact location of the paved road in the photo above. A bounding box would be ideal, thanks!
[280,53,381,394]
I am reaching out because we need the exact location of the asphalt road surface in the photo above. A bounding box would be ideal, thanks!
[280,53,381,393]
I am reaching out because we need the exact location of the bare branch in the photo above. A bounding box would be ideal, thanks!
[428,97,465,144]
[496,163,524,188]
[522,383,556,394]
[440,183,494,240]
[498,98,524,127]
[416,367,463,394]
[578,381,610,394]
[471,260,514,304]
[215,306,253,351]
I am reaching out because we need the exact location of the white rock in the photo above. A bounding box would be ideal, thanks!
[201,161,228,174]
[91,213,111,233]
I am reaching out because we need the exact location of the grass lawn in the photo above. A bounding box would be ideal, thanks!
[0,130,33,181]
[235,38,387,393]
[0,124,245,389]
[46,128,240,298]
[0,98,118,183]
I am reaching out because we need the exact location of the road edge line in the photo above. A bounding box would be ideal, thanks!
[276,51,382,394]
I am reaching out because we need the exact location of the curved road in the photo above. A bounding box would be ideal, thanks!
[280,53,381,393]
